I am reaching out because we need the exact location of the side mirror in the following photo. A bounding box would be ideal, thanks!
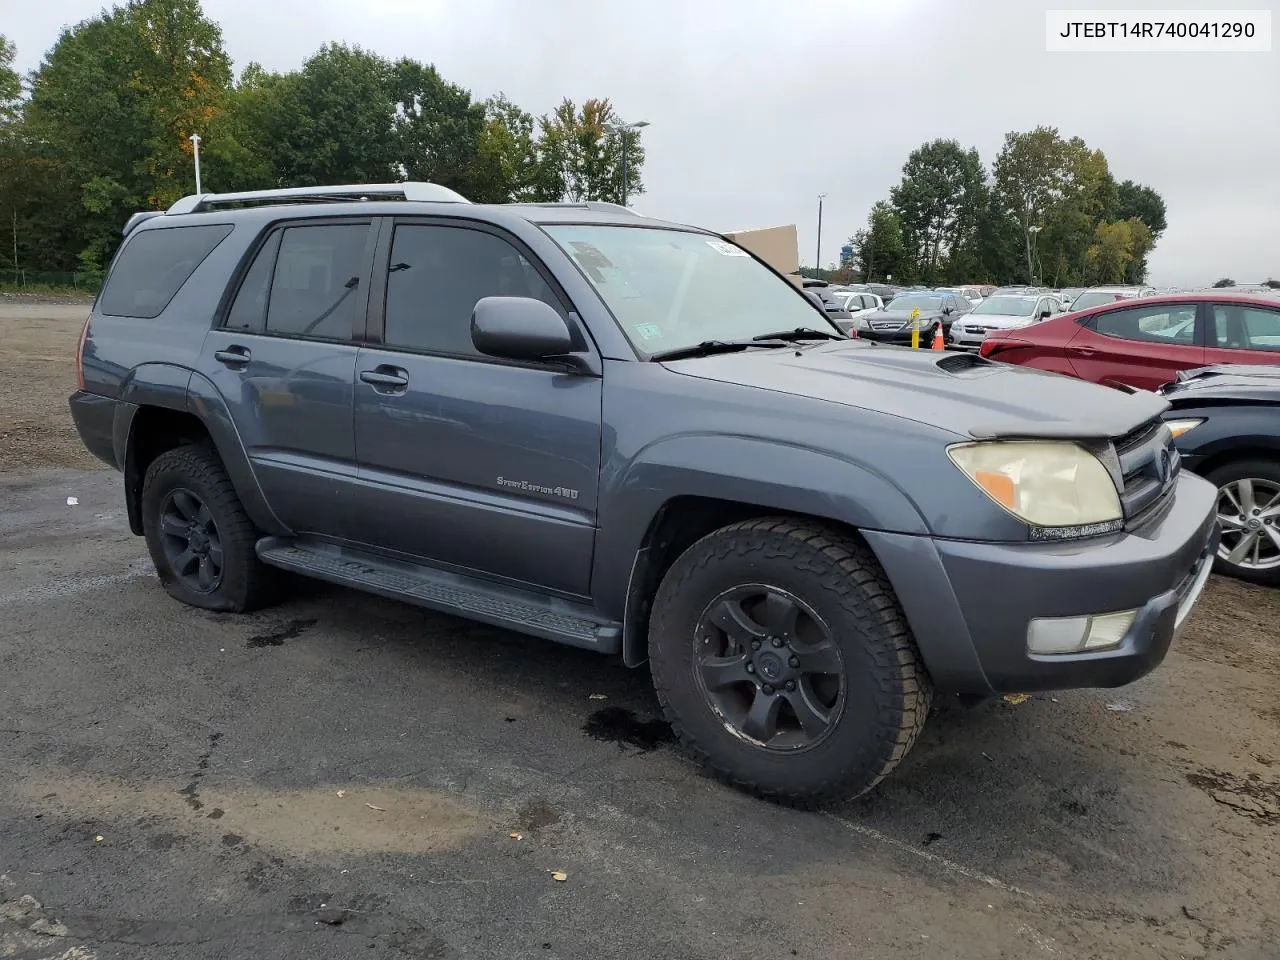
[471,297,581,369]
[804,290,826,310]
[1039,309,1051,319]
[943,306,953,316]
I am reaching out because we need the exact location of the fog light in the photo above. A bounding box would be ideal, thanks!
[1027,610,1137,655]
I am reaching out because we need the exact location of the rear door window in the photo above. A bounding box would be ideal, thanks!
[264,223,371,340]
[98,224,234,318]
[1213,304,1280,352]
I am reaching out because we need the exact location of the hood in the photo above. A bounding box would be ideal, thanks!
[868,307,945,326]
[1160,364,1280,404]
[957,313,1038,330]
[663,340,1168,440]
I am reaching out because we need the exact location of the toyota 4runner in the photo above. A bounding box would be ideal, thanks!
[70,182,1220,806]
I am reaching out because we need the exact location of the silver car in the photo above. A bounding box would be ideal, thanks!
[949,294,1061,349]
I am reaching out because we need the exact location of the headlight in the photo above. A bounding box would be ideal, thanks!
[947,441,1122,531]
[852,316,871,330]
[1164,417,1204,439]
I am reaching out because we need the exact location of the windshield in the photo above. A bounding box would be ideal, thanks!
[885,294,943,312]
[1071,290,1125,311]
[973,296,1039,317]
[543,225,834,355]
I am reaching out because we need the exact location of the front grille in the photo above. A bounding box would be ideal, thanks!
[1115,417,1179,523]
[869,320,903,331]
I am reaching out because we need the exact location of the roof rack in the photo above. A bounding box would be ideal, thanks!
[166,182,470,215]
[514,201,641,216]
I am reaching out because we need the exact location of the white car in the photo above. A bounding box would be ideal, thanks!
[949,294,1063,349]
[834,290,884,320]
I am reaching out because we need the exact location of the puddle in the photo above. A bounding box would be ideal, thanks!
[583,706,674,751]
[246,618,317,648]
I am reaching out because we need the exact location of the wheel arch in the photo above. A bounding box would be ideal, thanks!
[121,372,287,537]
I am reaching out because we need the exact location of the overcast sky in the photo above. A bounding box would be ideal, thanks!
[5,0,1277,284]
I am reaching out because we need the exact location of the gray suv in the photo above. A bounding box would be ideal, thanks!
[70,182,1220,806]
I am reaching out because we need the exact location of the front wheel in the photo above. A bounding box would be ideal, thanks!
[648,518,932,807]
[1205,459,1280,587]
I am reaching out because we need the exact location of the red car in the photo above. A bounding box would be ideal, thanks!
[980,292,1280,391]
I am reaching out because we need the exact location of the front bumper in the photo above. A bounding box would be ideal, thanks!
[856,321,948,344]
[864,471,1219,694]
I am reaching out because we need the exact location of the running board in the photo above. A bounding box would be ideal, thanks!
[255,537,621,654]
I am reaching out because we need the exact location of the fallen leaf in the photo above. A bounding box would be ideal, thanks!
[550,871,567,882]
[94,835,104,842]
[588,694,608,700]
[365,803,385,811]
[336,790,346,798]
[1002,693,1030,705]
[509,832,523,840]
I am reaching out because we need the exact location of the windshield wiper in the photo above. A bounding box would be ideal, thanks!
[650,337,802,361]
[650,340,755,362]
[752,327,844,343]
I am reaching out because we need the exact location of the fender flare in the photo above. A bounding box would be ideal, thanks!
[591,434,930,664]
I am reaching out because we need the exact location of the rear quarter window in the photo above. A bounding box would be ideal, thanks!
[98,224,234,318]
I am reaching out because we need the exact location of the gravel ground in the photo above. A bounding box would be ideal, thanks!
[2,299,1277,960]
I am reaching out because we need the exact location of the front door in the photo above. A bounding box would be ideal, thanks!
[351,219,603,596]
[1068,300,1204,390]
[199,218,375,539]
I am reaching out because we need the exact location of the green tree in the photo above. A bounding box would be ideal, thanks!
[22,0,238,268]
[1083,218,1151,284]
[391,58,486,197]
[474,93,559,202]
[1213,277,1236,288]
[889,139,984,283]
[850,201,906,282]
[0,35,21,124]
[993,126,1116,286]
[537,97,644,204]
[1109,180,1165,283]
[260,44,397,187]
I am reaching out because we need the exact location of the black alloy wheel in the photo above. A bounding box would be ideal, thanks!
[157,487,224,594]
[693,585,845,751]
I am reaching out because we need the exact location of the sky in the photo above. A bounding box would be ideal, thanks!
[4,0,1277,285]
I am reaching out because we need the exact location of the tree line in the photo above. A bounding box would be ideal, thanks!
[0,0,646,279]
[841,129,1169,288]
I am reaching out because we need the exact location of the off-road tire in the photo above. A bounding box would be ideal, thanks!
[648,517,932,808]
[141,443,276,612]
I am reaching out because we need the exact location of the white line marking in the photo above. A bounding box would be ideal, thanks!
[0,561,153,607]
[825,813,1038,899]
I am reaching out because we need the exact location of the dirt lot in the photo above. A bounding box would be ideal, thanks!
[0,294,103,471]
[1,299,1277,959]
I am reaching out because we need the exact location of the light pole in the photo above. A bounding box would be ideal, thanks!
[816,193,827,278]
[1006,205,1035,285]
[189,133,203,195]
[608,120,649,207]
[1028,225,1042,285]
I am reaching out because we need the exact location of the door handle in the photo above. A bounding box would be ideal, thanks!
[214,347,251,367]
[1072,346,1096,357]
[359,367,409,389]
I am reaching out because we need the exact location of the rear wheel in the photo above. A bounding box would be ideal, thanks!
[1205,459,1280,587]
[648,518,932,807]
[141,444,276,611]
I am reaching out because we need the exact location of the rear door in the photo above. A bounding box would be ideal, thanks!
[1067,300,1205,389]
[199,218,375,539]
[1204,301,1280,368]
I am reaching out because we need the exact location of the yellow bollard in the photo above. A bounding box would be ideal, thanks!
[910,308,921,349]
